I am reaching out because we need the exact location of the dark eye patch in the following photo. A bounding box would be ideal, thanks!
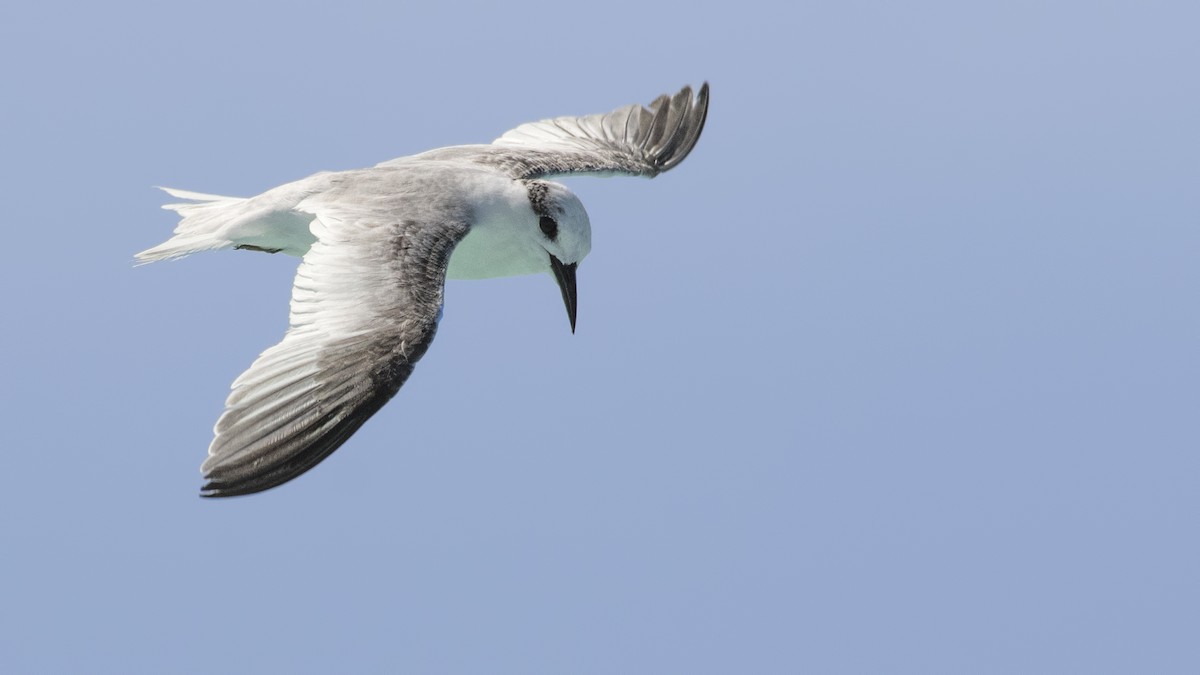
[539,215,558,240]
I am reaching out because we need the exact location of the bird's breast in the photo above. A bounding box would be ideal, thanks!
[445,220,544,280]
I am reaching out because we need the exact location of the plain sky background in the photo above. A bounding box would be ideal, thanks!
[2,1,1197,672]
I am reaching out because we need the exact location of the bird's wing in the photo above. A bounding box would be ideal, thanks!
[486,83,709,180]
[382,84,710,180]
[199,208,469,497]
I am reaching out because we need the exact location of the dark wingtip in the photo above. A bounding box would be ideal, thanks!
[199,479,273,498]
[652,82,710,175]
[199,463,315,498]
[195,355,416,499]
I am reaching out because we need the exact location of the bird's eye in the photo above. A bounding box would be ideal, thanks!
[539,215,558,240]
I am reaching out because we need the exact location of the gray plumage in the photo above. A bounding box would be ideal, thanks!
[201,173,472,496]
[384,83,708,180]
[138,83,709,497]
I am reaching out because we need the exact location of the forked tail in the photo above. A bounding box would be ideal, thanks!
[137,183,319,264]
[136,188,248,264]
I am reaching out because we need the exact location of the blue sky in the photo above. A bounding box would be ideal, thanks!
[2,2,1198,672]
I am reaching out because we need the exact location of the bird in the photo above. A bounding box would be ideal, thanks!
[138,83,709,497]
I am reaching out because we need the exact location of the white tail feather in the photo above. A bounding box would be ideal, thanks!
[137,185,317,264]
[159,187,235,202]
[136,188,246,264]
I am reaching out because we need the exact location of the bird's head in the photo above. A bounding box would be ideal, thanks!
[526,180,591,332]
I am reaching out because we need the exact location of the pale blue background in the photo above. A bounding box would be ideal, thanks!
[2,2,1197,673]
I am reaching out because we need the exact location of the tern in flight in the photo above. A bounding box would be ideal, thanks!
[139,83,709,497]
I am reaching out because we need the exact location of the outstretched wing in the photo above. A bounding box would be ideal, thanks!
[200,210,469,497]
[487,83,709,180]
[384,83,710,181]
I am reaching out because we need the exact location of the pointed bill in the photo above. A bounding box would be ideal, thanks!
[549,254,578,333]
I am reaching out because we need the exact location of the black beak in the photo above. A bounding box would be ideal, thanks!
[549,254,578,333]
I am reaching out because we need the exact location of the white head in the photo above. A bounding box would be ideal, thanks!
[525,180,591,332]
[525,181,591,264]
[446,178,592,331]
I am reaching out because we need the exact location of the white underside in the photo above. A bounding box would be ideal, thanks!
[445,226,546,279]
[138,164,583,283]
[138,170,550,279]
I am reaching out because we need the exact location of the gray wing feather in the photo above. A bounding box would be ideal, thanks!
[383,84,710,180]
[200,210,469,497]
[486,83,709,180]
